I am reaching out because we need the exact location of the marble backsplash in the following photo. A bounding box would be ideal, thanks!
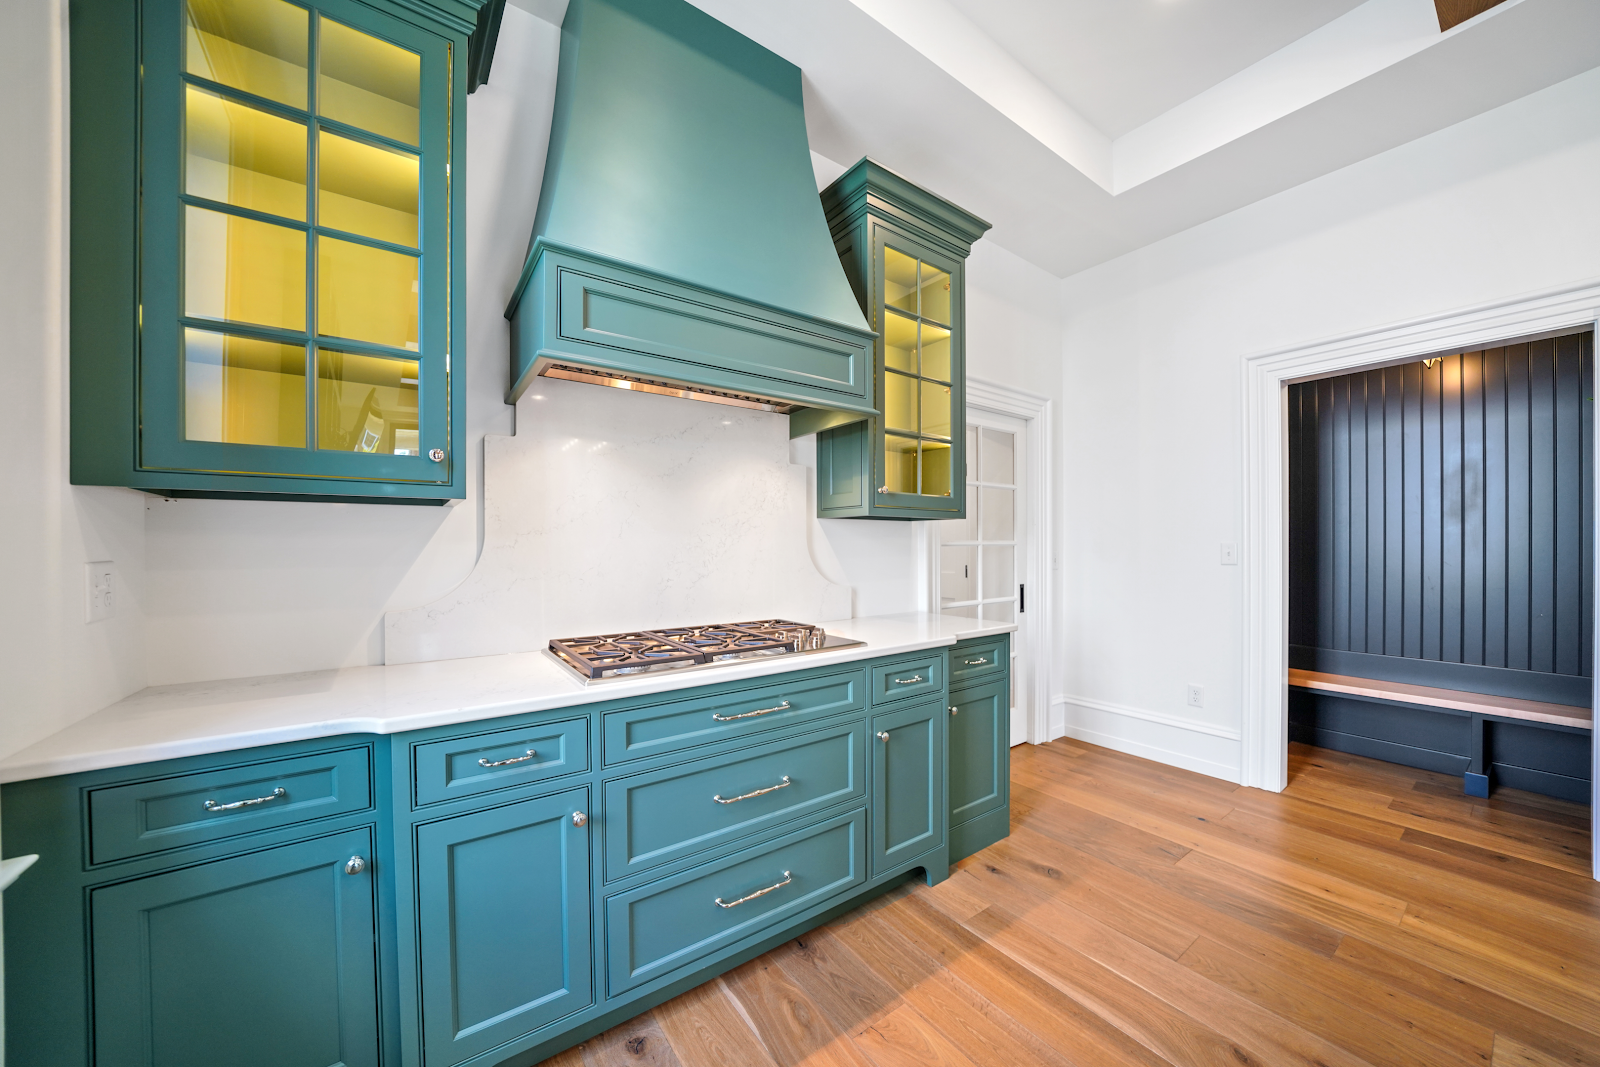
[383,376,852,664]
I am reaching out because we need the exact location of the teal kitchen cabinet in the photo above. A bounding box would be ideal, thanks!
[90,827,381,1067]
[413,788,593,1067]
[870,699,945,874]
[5,643,1011,1067]
[70,0,482,503]
[947,635,1012,862]
[802,160,990,520]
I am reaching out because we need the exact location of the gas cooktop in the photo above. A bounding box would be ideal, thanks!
[548,620,864,683]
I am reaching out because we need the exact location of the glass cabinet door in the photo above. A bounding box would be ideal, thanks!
[873,229,963,512]
[138,0,452,486]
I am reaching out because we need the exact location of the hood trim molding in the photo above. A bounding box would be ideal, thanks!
[506,240,878,414]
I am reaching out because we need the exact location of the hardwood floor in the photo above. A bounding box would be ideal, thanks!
[549,740,1598,1067]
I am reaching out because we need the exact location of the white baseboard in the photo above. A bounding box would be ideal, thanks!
[1050,694,1243,784]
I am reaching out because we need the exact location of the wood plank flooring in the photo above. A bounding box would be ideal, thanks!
[549,740,1598,1067]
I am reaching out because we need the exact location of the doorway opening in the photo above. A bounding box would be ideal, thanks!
[1286,334,1593,805]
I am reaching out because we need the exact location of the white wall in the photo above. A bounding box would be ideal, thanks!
[0,0,149,760]
[1054,65,1600,782]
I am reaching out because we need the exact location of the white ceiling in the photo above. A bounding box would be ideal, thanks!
[684,0,1600,277]
[944,0,1369,138]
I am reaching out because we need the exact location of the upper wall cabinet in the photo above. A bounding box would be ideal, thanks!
[805,160,989,520]
[69,0,483,503]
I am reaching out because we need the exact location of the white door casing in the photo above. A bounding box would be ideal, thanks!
[1240,279,1600,881]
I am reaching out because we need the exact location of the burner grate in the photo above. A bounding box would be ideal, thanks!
[549,620,824,679]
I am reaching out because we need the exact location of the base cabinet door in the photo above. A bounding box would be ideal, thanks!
[869,701,944,874]
[90,827,380,1067]
[948,680,1007,827]
[415,788,593,1067]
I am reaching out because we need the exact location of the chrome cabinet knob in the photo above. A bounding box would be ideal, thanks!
[877,731,890,742]
[344,856,367,875]
[572,811,587,827]
[428,448,445,462]
[949,706,958,715]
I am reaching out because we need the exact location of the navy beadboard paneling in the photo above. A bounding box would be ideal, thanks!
[1289,331,1594,706]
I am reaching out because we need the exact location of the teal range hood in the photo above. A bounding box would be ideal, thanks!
[504,0,877,416]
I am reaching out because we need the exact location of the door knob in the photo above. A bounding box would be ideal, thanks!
[572,811,587,827]
[344,856,367,875]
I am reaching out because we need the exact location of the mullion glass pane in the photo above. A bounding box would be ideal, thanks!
[316,349,419,453]
[980,486,1015,540]
[318,17,420,146]
[982,545,1014,599]
[318,130,419,246]
[884,247,918,315]
[317,235,418,349]
[883,310,917,374]
[940,544,976,604]
[920,380,951,440]
[186,86,307,220]
[186,0,309,109]
[185,204,306,330]
[184,328,306,446]
[920,440,951,497]
[884,371,917,433]
[981,602,1014,623]
[919,263,951,324]
[921,322,951,382]
[884,435,917,493]
[980,427,1015,484]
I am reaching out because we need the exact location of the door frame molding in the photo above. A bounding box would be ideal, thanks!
[1239,279,1600,867]
[921,376,1054,745]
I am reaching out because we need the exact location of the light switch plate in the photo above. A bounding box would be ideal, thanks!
[86,562,117,623]
[1220,543,1238,565]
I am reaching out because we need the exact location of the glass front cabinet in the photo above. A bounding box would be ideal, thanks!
[70,0,481,502]
[807,160,990,520]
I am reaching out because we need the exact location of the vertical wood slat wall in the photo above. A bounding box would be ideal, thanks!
[1288,331,1594,698]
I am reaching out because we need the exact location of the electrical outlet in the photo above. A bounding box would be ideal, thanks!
[1186,683,1204,708]
[1220,543,1238,565]
[86,562,117,623]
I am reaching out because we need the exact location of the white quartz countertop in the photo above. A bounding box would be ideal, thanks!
[0,613,1015,784]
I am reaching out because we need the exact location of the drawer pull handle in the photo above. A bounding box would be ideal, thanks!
[893,675,924,685]
[715,870,792,909]
[202,787,286,812]
[713,776,792,804]
[877,731,890,742]
[963,657,990,666]
[478,748,537,768]
[712,700,790,722]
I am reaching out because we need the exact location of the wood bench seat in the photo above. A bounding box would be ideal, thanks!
[1287,670,1592,730]
[1287,669,1591,800]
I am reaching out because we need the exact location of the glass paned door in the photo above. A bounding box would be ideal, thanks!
[880,244,956,500]
[141,0,449,483]
[937,413,1028,744]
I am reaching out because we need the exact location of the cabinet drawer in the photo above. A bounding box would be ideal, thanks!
[605,808,865,995]
[949,637,1007,687]
[88,747,372,865]
[603,721,865,882]
[869,655,944,706]
[412,717,589,807]
[603,670,864,765]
